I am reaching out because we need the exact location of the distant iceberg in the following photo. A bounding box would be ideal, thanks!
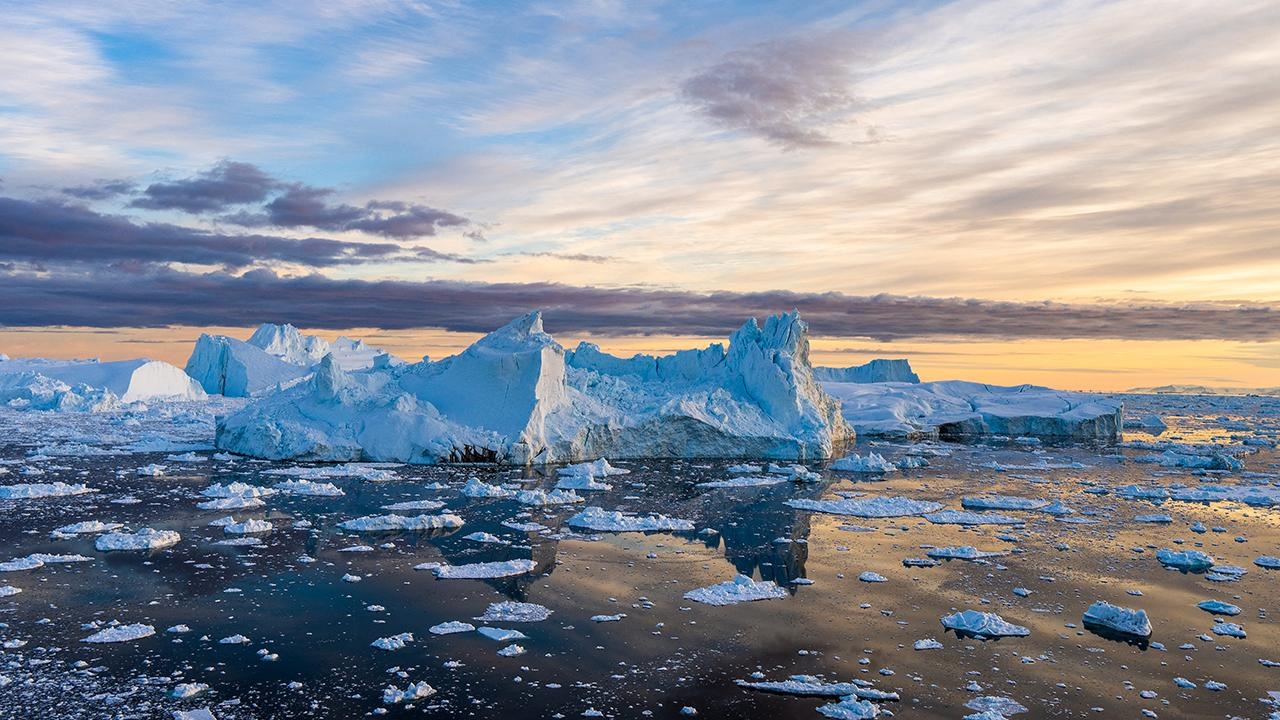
[813,358,920,384]
[214,311,850,464]
[0,356,205,411]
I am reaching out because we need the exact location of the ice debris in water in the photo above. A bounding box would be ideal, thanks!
[926,546,1007,561]
[428,621,475,635]
[95,528,181,551]
[924,510,1023,526]
[224,518,272,534]
[784,497,943,518]
[567,506,694,532]
[383,681,435,704]
[371,633,413,651]
[1082,601,1152,637]
[941,610,1030,638]
[337,513,464,532]
[0,553,92,572]
[1212,621,1246,638]
[81,623,156,643]
[683,575,789,606]
[474,601,552,622]
[51,520,122,536]
[696,475,788,489]
[476,627,527,642]
[1196,599,1241,615]
[0,481,96,499]
[830,452,896,473]
[428,559,538,579]
[858,571,888,583]
[960,495,1049,511]
[1155,548,1215,572]
[272,479,344,496]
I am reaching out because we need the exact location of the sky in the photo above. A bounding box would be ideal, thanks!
[0,0,1277,391]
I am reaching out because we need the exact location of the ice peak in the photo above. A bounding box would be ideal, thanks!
[476,311,558,352]
[248,323,331,365]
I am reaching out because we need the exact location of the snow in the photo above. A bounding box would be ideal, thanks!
[567,506,694,532]
[0,357,205,409]
[823,379,1122,441]
[784,496,943,518]
[337,513,463,532]
[81,623,156,643]
[0,481,96,499]
[474,601,552,622]
[429,559,538,579]
[683,574,789,605]
[830,452,896,473]
[941,610,1030,638]
[813,359,920,384]
[95,528,181,551]
[214,311,851,464]
[1082,601,1152,637]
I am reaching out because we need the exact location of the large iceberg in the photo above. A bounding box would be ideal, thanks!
[822,380,1122,441]
[214,311,851,464]
[0,356,205,410]
[185,323,397,397]
[813,359,920,384]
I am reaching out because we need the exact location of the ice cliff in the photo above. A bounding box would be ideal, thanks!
[214,311,851,464]
[813,359,920,384]
[822,379,1122,441]
[0,357,206,411]
[185,323,397,397]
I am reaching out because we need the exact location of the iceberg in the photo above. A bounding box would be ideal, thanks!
[81,623,156,643]
[567,506,694,533]
[337,513,464,532]
[0,356,204,411]
[1082,601,1152,637]
[813,359,920,384]
[1196,600,1240,616]
[822,380,1122,441]
[830,452,896,473]
[95,528,181,551]
[1155,548,1214,572]
[214,311,851,464]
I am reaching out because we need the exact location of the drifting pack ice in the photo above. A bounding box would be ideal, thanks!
[0,356,205,411]
[214,311,849,464]
[185,323,396,397]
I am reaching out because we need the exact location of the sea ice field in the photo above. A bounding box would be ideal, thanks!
[1,391,1278,719]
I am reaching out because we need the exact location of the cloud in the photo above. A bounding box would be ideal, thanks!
[61,179,137,200]
[680,34,861,147]
[231,186,471,239]
[130,160,280,213]
[0,195,477,268]
[0,265,1274,342]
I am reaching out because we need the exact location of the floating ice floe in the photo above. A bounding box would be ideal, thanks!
[382,499,445,511]
[81,623,156,643]
[429,621,475,635]
[272,479,344,496]
[196,496,264,510]
[858,571,888,583]
[567,506,694,533]
[51,520,122,536]
[1254,556,1280,569]
[0,553,92,572]
[224,519,272,534]
[696,475,788,489]
[201,482,276,498]
[960,496,1049,512]
[0,585,20,597]
[371,632,413,651]
[926,546,1007,561]
[475,601,552,622]
[815,697,881,719]
[515,488,584,506]
[337,513,464,532]
[1212,621,1246,638]
[830,452,896,473]
[428,559,538,579]
[684,575,788,606]
[735,675,897,700]
[1135,449,1242,471]
[95,528,181,551]
[497,643,525,656]
[476,627,528,642]
[0,481,96,499]
[913,638,943,650]
[784,497,943,518]
[463,531,509,544]
[924,510,1023,526]
[462,477,515,498]
[171,682,209,699]
[1082,601,1152,637]
[941,610,1030,638]
[591,613,626,622]
[1197,600,1241,615]
[383,681,435,704]
[965,696,1028,717]
[1155,548,1215,572]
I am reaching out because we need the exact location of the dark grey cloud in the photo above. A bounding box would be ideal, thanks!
[0,195,479,269]
[228,185,471,239]
[681,35,860,147]
[131,160,280,213]
[1,265,1274,342]
[61,179,137,201]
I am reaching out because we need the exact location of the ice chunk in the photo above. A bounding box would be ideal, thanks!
[474,601,552,623]
[371,632,413,651]
[95,528,181,551]
[785,497,943,518]
[1155,548,1214,572]
[926,546,1007,561]
[224,519,272,534]
[383,680,435,704]
[924,510,1023,526]
[1196,600,1241,616]
[941,610,1030,638]
[428,621,475,635]
[82,623,156,643]
[960,496,1049,511]
[831,453,896,473]
[337,513,464,532]
[429,559,538,579]
[567,506,694,533]
[273,480,344,496]
[1082,601,1152,637]
[476,626,528,642]
[684,575,788,606]
[0,482,96,499]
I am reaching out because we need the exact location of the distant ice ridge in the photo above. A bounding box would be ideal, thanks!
[813,359,920,384]
[184,323,399,397]
[215,311,851,464]
[0,357,205,411]
[822,380,1122,441]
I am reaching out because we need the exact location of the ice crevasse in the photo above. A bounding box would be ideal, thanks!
[214,310,851,464]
